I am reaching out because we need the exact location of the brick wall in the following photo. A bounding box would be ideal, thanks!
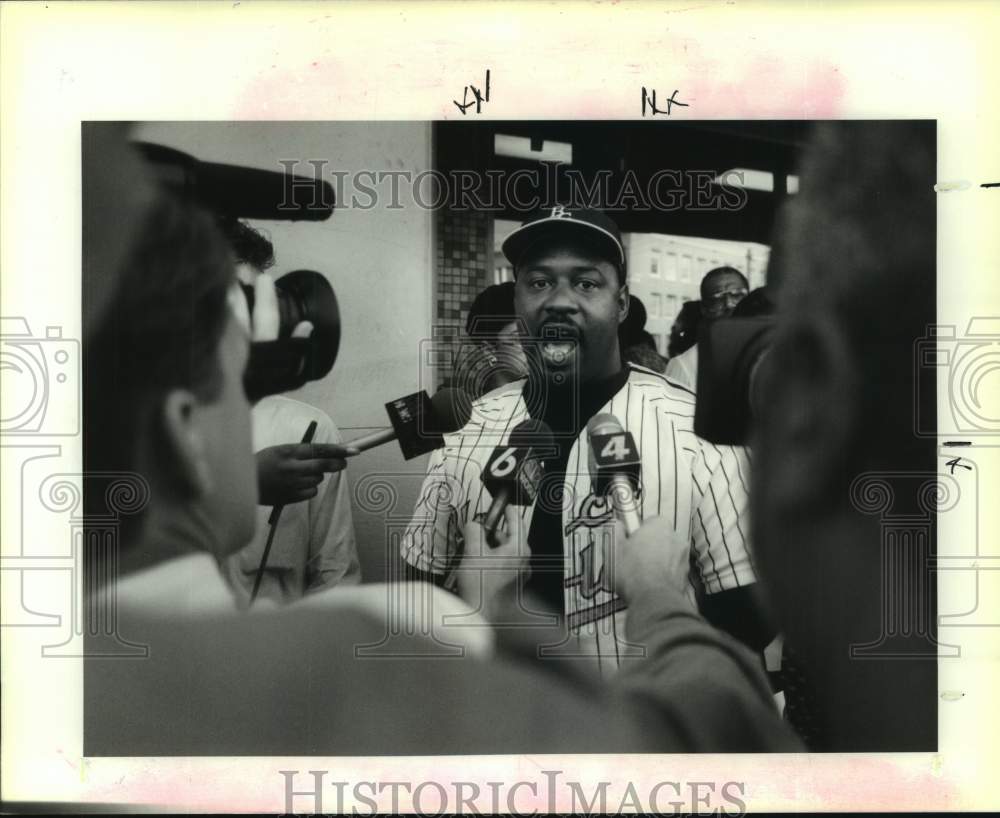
[433,208,494,388]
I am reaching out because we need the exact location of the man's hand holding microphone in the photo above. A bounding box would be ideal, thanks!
[255,440,359,505]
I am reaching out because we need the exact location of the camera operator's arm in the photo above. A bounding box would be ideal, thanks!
[690,441,777,651]
[699,584,776,653]
[609,517,799,751]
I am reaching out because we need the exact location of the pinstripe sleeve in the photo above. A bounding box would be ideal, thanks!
[399,447,465,575]
[689,439,757,593]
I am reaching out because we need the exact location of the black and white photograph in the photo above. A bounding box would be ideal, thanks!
[2,2,997,814]
[81,118,937,759]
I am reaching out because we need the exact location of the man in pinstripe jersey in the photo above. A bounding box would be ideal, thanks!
[401,207,774,671]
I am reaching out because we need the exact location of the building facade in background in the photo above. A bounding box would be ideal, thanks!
[623,233,769,355]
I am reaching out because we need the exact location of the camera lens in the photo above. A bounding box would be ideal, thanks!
[240,270,340,399]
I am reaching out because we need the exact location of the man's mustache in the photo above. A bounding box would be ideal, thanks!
[535,321,580,341]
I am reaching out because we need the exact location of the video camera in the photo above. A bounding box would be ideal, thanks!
[694,313,775,447]
[134,141,340,400]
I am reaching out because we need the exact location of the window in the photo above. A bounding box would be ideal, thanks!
[680,255,692,283]
[665,252,677,281]
[650,258,659,276]
[666,293,678,320]
[716,168,774,192]
[650,292,663,317]
[495,134,573,164]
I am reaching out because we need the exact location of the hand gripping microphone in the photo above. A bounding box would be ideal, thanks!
[346,387,472,460]
[481,418,554,547]
[587,413,642,535]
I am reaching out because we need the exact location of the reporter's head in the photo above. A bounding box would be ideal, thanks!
[752,122,935,750]
[85,195,257,570]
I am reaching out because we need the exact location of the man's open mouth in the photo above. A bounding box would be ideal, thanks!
[537,324,580,368]
[541,339,577,367]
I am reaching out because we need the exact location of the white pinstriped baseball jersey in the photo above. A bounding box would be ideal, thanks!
[400,363,757,672]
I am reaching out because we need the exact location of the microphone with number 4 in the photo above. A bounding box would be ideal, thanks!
[481,418,554,547]
[587,413,642,535]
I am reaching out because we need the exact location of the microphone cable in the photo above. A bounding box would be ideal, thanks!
[250,419,318,605]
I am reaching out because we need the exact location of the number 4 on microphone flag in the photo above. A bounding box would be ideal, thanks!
[590,431,641,496]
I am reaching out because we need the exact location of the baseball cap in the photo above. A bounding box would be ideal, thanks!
[502,206,626,275]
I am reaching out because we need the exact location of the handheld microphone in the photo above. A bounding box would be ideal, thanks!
[586,413,642,535]
[251,420,318,604]
[481,418,554,547]
[346,388,472,460]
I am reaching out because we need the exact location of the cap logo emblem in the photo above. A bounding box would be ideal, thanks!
[549,205,572,219]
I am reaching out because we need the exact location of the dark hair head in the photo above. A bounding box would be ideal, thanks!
[756,122,937,751]
[699,266,748,300]
[774,121,934,468]
[466,281,518,342]
[633,329,658,352]
[624,331,667,373]
[618,295,648,347]
[668,299,702,358]
[85,195,237,502]
[216,216,275,272]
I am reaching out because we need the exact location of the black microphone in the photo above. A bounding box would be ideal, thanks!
[587,413,642,535]
[481,418,554,547]
[346,388,472,460]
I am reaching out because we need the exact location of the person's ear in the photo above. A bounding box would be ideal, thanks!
[160,389,213,497]
[618,284,630,324]
[760,315,859,510]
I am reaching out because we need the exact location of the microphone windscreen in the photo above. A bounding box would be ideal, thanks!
[429,387,474,434]
[508,418,554,451]
[587,412,624,439]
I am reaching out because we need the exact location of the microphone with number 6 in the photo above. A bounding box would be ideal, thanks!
[587,413,642,535]
[346,387,472,460]
[481,419,554,547]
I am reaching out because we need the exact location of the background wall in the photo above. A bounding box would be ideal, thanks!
[136,122,434,582]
